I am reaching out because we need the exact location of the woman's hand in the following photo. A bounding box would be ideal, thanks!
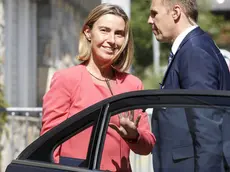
[109,110,141,141]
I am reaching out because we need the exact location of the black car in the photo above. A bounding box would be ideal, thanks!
[5,89,230,172]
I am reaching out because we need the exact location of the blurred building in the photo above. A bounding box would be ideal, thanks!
[0,1,4,86]
[212,0,230,12]
[211,0,230,49]
[3,0,100,107]
[211,0,230,25]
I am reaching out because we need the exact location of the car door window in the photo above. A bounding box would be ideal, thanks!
[100,104,230,172]
[57,125,94,167]
[52,108,102,168]
[99,108,151,172]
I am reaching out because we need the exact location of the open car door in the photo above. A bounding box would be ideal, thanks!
[5,89,230,172]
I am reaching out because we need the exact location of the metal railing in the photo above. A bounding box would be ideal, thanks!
[0,107,42,172]
[5,107,42,146]
[0,107,153,172]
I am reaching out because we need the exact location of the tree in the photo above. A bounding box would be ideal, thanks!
[131,0,171,89]
[0,83,8,164]
[131,0,153,78]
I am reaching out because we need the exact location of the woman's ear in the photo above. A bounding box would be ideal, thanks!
[83,25,91,41]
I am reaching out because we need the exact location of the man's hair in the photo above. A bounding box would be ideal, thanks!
[163,0,198,22]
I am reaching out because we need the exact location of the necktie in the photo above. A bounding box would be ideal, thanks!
[168,51,174,65]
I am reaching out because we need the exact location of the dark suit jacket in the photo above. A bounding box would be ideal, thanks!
[152,27,230,172]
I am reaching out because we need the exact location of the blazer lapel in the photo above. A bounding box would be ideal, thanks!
[160,27,205,87]
[160,51,178,88]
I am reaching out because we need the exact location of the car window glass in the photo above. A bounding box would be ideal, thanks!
[56,123,94,167]
[99,104,230,172]
[49,108,101,168]
[100,108,151,172]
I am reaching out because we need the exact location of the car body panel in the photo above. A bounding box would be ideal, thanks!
[7,160,103,172]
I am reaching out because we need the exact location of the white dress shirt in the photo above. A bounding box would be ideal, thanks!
[171,25,198,55]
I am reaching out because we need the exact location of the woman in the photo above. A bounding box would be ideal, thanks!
[41,3,156,172]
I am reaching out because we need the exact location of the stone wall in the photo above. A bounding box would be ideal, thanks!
[0,115,41,172]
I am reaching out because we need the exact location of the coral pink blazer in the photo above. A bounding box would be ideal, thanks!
[41,64,156,172]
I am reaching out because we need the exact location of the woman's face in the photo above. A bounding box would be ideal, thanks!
[85,14,126,64]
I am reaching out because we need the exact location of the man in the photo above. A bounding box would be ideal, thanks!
[148,0,230,171]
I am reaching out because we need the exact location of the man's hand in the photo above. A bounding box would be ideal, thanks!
[109,110,141,140]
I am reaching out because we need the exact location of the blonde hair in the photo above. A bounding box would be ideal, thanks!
[77,3,134,72]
